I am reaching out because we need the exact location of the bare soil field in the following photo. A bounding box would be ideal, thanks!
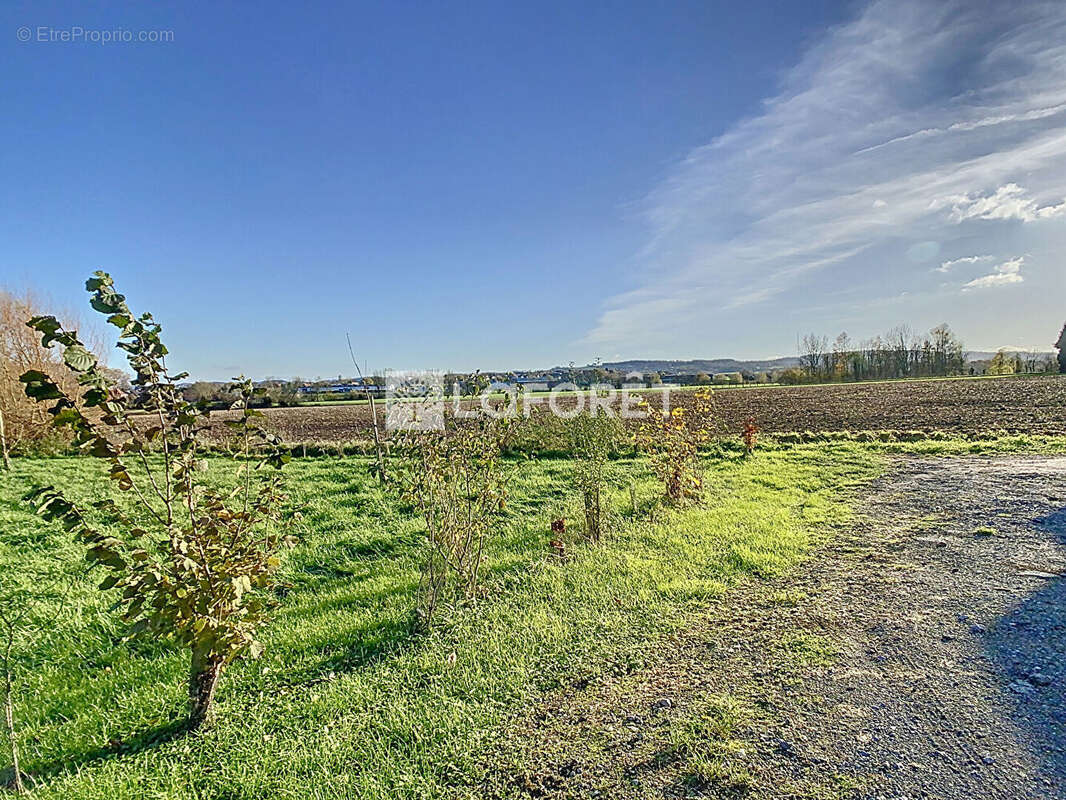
[208,375,1066,443]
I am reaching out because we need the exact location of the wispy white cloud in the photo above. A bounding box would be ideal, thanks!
[856,103,1066,155]
[723,286,783,310]
[585,0,1066,353]
[936,255,993,273]
[962,256,1025,290]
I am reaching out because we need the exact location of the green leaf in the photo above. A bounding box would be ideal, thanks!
[62,344,96,372]
[82,387,107,407]
[26,315,63,346]
[99,575,120,591]
[20,370,63,401]
[90,286,127,315]
[85,272,111,292]
[52,408,82,427]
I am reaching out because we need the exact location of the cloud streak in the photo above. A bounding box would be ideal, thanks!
[585,0,1066,353]
[855,103,1066,155]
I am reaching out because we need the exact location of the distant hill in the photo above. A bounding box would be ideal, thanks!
[586,357,802,375]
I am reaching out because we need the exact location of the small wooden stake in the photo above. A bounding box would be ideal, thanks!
[0,408,10,471]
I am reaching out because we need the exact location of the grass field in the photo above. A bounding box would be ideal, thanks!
[0,445,890,799]
[4,432,1065,798]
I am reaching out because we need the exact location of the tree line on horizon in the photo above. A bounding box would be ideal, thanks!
[793,323,1063,384]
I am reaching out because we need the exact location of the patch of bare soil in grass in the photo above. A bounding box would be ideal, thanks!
[480,456,1066,799]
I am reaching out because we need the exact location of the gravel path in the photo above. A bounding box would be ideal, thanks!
[482,455,1066,799]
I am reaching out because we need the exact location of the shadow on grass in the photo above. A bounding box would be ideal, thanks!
[16,716,190,786]
[986,506,1066,789]
[275,614,415,684]
[26,612,417,786]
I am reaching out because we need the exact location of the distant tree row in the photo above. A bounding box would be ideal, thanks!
[796,324,969,383]
[183,380,302,408]
[796,323,1066,384]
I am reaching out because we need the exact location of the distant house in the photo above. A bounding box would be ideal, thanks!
[297,383,383,395]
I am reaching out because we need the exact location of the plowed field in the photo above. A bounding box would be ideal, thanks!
[208,375,1066,442]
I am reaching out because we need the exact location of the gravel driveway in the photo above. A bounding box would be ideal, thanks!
[483,455,1066,799]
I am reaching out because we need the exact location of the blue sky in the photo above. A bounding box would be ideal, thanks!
[2,1,1064,379]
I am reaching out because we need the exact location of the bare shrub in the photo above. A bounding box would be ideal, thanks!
[0,289,119,455]
[392,418,511,630]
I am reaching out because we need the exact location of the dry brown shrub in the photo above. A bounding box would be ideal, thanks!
[0,289,114,452]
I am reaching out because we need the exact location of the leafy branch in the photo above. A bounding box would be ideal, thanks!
[20,272,295,729]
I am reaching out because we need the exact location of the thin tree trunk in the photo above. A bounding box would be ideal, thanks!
[4,680,22,794]
[0,408,10,471]
[3,629,24,795]
[364,389,385,481]
[583,486,601,542]
[188,651,224,731]
[346,334,386,483]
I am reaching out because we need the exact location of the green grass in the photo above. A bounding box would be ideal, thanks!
[776,632,838,667]
[670,693,757,795]
[760,431,1066,456]
[0,444,925,798]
